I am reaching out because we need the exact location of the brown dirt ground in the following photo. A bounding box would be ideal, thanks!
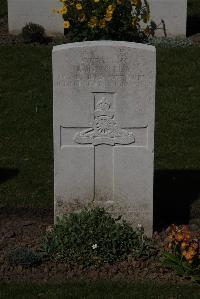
[0,208,196,284]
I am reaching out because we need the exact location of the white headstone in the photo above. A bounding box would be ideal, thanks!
[53,41,156,236]
[8,0,63,35]
[149,0,187,37]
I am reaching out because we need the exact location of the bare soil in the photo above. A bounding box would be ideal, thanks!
[0,208,195,284]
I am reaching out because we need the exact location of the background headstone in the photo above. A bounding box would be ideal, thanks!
[8,0,187,37]
[53,41,156,235]
[150,0,187,37]
[8,0,63,35]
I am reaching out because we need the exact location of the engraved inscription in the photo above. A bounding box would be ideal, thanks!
[56,73,144,88]
[74,96,135,146]
[55,51,145,88]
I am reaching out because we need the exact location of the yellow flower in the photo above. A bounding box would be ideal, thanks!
[105,15,112,21]
[107,5,114,11]
[61,5,68,15]
[64,20,70,29]
[88,17,97,28]
[76,3,82,10]
[105,10,113,22]
[131,0,139,5]
[99,19,106,28]
[78,13,86,22]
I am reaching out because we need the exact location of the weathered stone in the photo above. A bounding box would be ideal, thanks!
[53,41,156,236]
[8,0,63,35]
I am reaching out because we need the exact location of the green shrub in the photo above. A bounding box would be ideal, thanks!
[8,247,42,268]
[57,0,156,42]
[22,23,46,43]
[41,207,155,266]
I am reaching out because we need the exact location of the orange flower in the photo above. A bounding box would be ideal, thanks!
[181,242,187,250]
[188,247,196,257]
[175,233,183,242]
[183,233,191,241]
[182,250,187,257]
[184,252,193,261]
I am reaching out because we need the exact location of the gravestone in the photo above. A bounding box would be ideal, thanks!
[8,0,63,35]
[53,41,156,236]
[150,0,187,37]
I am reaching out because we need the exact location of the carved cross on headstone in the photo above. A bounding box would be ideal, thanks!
[61,92,147,202]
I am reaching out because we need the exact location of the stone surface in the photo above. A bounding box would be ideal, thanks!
[149,0,187,37]
[53,41,156,236]
[8,0,63,35]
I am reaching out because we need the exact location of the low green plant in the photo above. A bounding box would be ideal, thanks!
[41,207,155,266]
[161,224,200,282]
[22,23,46,43]
[131,226,158,260]
[8,247,42,268]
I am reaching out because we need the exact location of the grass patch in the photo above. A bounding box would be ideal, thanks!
[0,281,200,299]
[0,45,200,226]
[188,0,200,18]
[0,45,53,208]
[0,0,7,18]
[155,47,200,170]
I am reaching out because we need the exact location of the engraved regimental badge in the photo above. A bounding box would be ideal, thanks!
[74,96,135,146]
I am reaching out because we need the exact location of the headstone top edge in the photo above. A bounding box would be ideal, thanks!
[53,41,156,53]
